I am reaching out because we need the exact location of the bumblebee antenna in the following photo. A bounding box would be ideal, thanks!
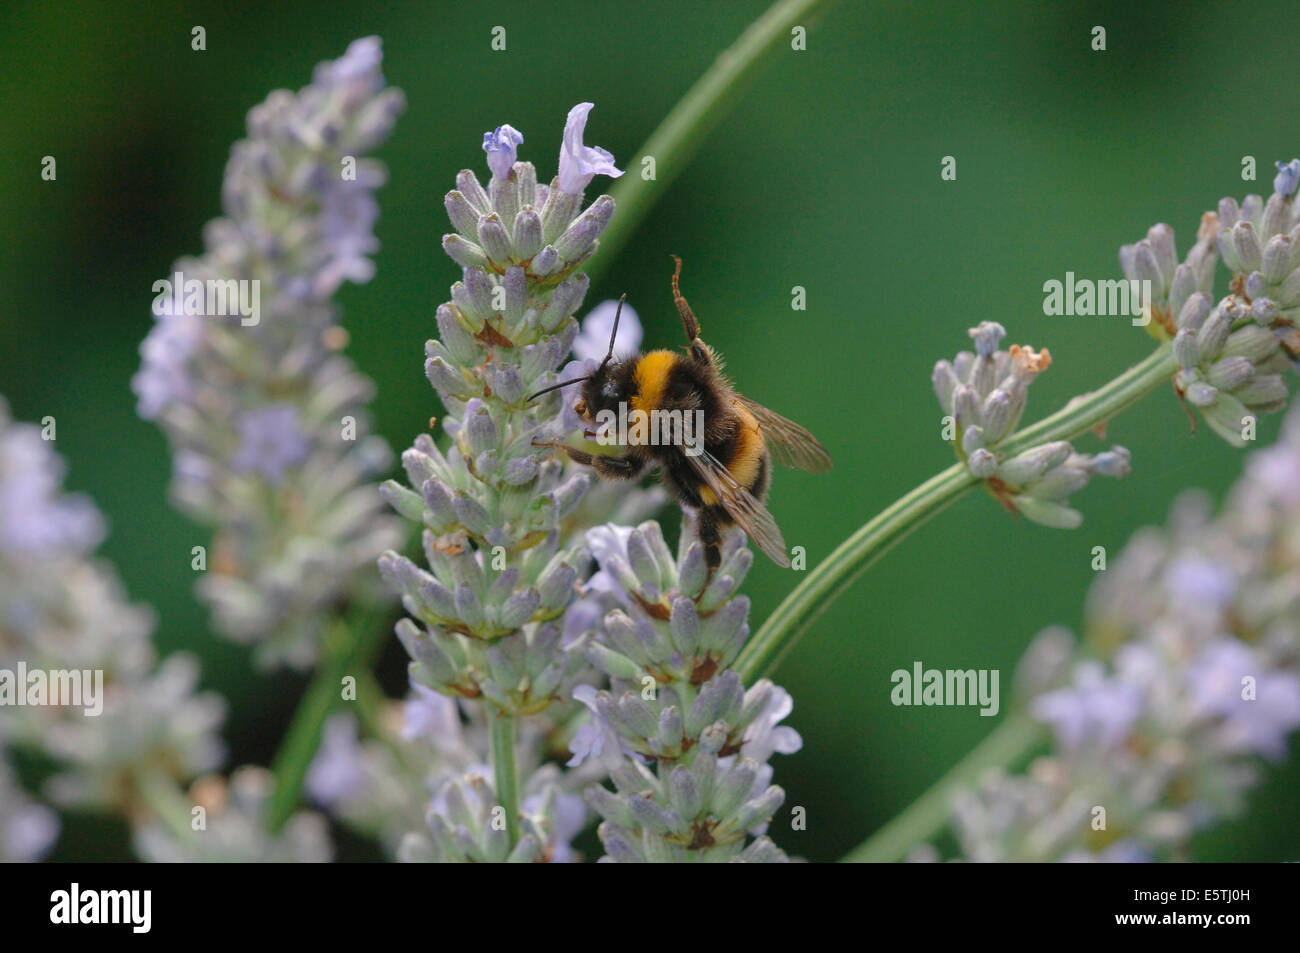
[599,294,627,372]
[526,376,591,403]
[527,293,626,403]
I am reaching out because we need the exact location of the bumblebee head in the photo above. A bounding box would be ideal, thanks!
[578,359,634,421]
[525,294,630,421]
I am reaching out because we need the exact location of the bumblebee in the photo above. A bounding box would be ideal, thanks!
[530,256,831,569]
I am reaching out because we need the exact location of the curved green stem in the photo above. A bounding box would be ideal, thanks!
[736,461,973,680]
[736,342,1176,682]
[841,713,1045,862]
[589,0,840,283]
[491,714,521,849]
[267,600,389,831]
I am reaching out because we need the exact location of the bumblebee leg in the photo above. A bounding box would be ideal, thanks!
[671,255,713,368]
[697,504,728,569]
[549,444,645,480]
[591,454,646,480]
[554,445,594,465]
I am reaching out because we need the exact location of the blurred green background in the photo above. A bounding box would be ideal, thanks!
[3,0,1298,861]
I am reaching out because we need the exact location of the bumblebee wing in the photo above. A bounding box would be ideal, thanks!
[685,448,791,568]
[735,396,833,473]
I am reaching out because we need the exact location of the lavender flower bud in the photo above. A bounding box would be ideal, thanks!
[1200,391,1253,447]
[711,759,760,820]
[980,390,1016,444]
[669,597,701,657]
[554,195,615,263]
[1088,446,1132,478]
[1206,356,1255,392]
[482,124,523,183]
[1221,324,1279,364]
[1196,307,1233,358]
[1250,296,1278,325]
[442,233,489,271]
[952,385,981,433]
[1231,221,1264,274]
[456,169,491,214]
[1184,380,1219,407]
[445,190,481,239]
[969,321,1006,358]
[997,442,1073,485]
[1012,496,1082,529]
[1168,263,1197,319]
[1261,234,1295,284]
[512,207,544,260]
[1145,224,1177,285]
[476,214,513,265]
[1274,158,1300,199]
[1175,291,1212,331]
[1173,328,1200,369]
[1233,374,1287,408]
[932,360,960,412]
[1127,241,1164,289]
[967,448,997,479]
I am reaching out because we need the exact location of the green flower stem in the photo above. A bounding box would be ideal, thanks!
[736,341,1176,682]
[491,713,522,849]
[135,768,198,845]
[840,713,1046,862]
[267,599,389,832]
[589,0,840,283]
[353,671,416,777]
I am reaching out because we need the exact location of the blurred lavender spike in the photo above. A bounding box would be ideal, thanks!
[0,397,225,855]
[942,401,1300,862]
[132,37,407,669]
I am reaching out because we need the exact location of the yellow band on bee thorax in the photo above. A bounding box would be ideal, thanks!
[630,351,678,414]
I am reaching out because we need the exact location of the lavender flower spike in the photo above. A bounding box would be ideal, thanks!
[135,768,332,862]
[937,401,1300,862]
[0,398,224,850]
[380,106,658,859]
[132,37,406,668]
[933,324,1130,527]
[1128,160,1300,444]
[575,518,799,862]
